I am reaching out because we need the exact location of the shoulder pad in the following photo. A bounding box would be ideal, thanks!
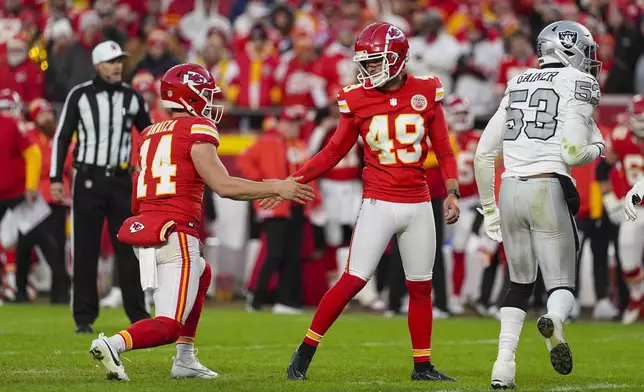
[412,75,444,102]
[337,83,362,114]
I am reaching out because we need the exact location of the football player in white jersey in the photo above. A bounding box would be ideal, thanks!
[625,175,644,220]
[473,21,604,389]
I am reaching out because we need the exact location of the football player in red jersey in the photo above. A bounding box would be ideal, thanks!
[443,95,485,314]
[281,22,459,382]
[88,63,314,381]
[599,95,644,324]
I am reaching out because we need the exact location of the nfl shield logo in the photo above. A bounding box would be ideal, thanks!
[558,30,578,49]
[390,98,397,106]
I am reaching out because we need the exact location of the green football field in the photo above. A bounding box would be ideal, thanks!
[2,304,643,392]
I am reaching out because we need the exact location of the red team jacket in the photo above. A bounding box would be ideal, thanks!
[610,126,644,199]
[130,116,220,240]
[0,113,33,199]
[294,75,457,202]
[454,130,481,199]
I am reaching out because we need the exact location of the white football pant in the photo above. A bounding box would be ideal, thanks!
[499,177,576,290]
[344,199,436,282]
[154,232,205,324]
[618,205,644,273]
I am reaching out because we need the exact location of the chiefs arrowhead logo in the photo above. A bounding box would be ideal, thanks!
[129,222,145,233]
[182,70,207,87]
[386,25,404,40]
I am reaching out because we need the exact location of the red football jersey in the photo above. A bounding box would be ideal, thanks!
[455,130,481,198]
[134,116,220,237]
[610,125,644,198]
[295,75,457,203]
[319,129,362,181]
[496,55,539,88]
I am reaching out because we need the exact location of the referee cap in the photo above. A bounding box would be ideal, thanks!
[92,40,129,65]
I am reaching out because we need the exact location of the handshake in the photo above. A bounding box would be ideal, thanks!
[259,176,315,209]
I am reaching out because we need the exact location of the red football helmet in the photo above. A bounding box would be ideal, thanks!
[444,95,474,132]
[353,22,409,89]
[160,63,224,123]
[0,89,22,118]
[628,95,644,138]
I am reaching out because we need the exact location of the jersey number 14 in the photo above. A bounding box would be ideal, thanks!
[136,134,177,198]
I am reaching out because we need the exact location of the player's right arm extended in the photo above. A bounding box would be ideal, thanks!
[561,100,604,166]
[293,115,359,183]
[474,95,507,211]
[191,142,314,202]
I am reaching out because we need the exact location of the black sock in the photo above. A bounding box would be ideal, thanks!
[414,361,432,372]
[297,341,317,358]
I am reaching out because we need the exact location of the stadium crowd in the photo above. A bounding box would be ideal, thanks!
[0,0,643,324]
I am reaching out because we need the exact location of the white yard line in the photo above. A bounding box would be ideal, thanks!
[547,383,626,391]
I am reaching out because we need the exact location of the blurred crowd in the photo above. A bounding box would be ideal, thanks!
[1,0,644,128]
[0,0,643,322]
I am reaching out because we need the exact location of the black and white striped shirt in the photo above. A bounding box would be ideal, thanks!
[50,76,152,182]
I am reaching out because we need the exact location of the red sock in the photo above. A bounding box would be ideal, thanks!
[303,273,366,347]
[179,263,211,340]
[118,316,181,350]
[452,251,465,296]
[406,279,433,363]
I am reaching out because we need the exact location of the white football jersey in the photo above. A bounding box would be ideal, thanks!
[500,66,600,178]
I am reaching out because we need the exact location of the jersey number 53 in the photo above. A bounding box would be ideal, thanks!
[365,113,425,165]
[503,88,560,141]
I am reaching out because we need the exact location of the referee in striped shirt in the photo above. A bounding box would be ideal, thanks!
[50,41,151,333]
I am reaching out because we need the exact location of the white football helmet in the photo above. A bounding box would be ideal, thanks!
[536,20,601,77]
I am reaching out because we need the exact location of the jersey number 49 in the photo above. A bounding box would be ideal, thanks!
[366,113,425,165]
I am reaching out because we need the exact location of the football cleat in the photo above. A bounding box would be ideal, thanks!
[491,360,516,390]
[89,333,129,381]
[593,298,619,321]
[76,324,94,334]
[621,297,642,325]
[171,356,218,379]
[537,314,573,375]
[286,350,312,380]
[411,364,456,381]
[272,303,303,315]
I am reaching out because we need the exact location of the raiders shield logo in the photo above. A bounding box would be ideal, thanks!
[558,30,578,50]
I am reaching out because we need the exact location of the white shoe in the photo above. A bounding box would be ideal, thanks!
[368,299,386,312]
[621,297,642,325]
[89,333,129,381]
[592,298,619,320]
[171,356,218,379]
[100,287,123,309]
[488,306,501,320]
[272,303,303,315]
[432,308,450,319]
[491,360,516,389]
[537,314,573,375]
[449,297,465,315]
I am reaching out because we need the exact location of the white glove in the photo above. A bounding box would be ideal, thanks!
[625,180,644,221]
[603,192,627,225]
[477,207,503,243]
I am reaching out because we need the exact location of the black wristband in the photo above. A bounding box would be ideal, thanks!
[596,158,612,181]
[448,188,460,199]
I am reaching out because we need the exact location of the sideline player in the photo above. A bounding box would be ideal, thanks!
[88,63,314,381]
[443,94,483,313]
[600,95,644,324]
[279,22,460,382]
[474,21,604,389]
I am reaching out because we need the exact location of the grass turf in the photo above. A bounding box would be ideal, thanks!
[1,304,643,392]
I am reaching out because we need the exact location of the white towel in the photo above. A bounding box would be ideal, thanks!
[135,247,158,291]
